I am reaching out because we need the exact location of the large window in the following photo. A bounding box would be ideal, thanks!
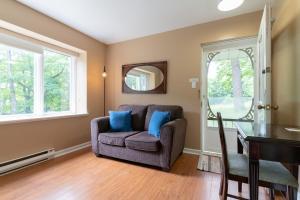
[0,41,85,122]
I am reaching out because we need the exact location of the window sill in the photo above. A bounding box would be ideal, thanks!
[0,112,89,125]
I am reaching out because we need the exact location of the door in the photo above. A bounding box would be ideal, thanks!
[255,2,276,124]
[199,2,274,171]
[200,37,257,156]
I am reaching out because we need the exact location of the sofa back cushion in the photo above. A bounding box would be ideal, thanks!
[118,104,148,131]
[145,105,183,130]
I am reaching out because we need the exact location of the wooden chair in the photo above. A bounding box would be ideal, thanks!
[217,112,298,200]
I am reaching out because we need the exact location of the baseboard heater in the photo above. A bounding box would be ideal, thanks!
[0,148,55,176]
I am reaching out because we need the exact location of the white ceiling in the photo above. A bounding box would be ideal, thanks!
[17,0,266,44]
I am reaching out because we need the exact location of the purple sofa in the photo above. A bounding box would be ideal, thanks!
[91,104,187,171]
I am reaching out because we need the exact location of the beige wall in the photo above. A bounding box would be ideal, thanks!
[106,12,262,150]
[0,0,106,162]
[272,0,300,126]
[0,1,263,161]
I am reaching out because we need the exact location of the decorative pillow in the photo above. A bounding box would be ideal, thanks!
[148,111,171,138]
[109,111,132,132]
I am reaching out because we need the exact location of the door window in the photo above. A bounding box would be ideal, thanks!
[207,47,255,128]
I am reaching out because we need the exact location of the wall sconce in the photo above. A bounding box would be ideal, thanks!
[102,66,107,78]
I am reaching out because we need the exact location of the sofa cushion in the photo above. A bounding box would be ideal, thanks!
[148,111,171,138]
[109,111,132,132]
[125,131,161,152]
[145,105,183,130]
[118,105,148,131]
[99,131,139,147]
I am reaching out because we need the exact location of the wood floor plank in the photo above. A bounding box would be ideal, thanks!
[0,149,283,200]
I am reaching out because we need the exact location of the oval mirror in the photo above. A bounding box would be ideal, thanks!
[124,65,164,91]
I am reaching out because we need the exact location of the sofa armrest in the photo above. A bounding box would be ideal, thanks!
[159,118,187,169]
[90,116,110,153]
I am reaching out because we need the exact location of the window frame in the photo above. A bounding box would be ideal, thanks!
[0,40,87,124]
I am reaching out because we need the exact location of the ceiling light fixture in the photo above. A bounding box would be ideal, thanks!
[218,0,245,12]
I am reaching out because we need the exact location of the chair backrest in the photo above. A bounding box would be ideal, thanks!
[217,112,229,175]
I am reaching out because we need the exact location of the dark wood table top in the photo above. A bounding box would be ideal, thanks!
[236,122,300,145]
[236,122,300,200]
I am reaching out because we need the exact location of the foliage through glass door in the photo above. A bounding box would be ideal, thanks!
[207,46,255,128]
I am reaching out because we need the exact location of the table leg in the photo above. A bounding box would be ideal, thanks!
[237,131,243,154]
[286,165,298,200]
[287,186,297,200]
[237,131,244,193]
[249,159,259,200]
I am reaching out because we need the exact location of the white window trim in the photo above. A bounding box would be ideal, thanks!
[34,54,44,115]
[0,113,89,125]
[0,20,88,124]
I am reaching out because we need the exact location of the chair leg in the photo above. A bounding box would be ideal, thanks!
[287,186,297,200]
[219,174,224,195]
[238,182,242,193]
[269,188,275,200]
[221,179,228,200]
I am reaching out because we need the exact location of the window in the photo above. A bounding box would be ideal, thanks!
[0,41,86,122]
[126,74,141,90]
[125,73,149,91]
[43,50,71,113]
[0,44,35,115]
[125,68,159,91]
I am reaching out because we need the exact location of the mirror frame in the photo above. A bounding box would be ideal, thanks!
[122,61,167,94]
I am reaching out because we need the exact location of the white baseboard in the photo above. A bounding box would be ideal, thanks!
[183,148,201,155]
[54,142,91,158]
[55,145,211,158]
[201,150,221,157]
[183,148,222,157]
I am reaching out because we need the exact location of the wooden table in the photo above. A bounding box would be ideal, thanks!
[235,122,300,200]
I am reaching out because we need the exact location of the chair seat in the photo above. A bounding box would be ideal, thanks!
[125,131,161,152]
[228,154,298,188]
[99,131,139,147]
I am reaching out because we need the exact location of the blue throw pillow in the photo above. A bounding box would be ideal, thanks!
[148,111,171,138]
[109,111,132,132]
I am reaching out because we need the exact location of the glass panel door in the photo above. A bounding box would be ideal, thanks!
[206,47,255,128]
[200,37,256,155]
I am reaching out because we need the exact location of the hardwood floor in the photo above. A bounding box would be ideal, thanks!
[0,149,284,200]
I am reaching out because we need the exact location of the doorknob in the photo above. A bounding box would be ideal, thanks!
[257,105,266,110]
[257,104,279,110]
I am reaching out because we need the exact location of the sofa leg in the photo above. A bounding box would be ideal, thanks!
[162,167,170,172]
[94,153,102,157]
